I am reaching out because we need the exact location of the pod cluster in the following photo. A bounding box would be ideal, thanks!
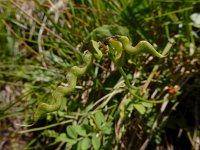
[33,36,164,122]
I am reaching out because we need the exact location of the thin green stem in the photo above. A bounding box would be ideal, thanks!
[117,67,132,88]
[117,66,167,103]
[18,120,73,133]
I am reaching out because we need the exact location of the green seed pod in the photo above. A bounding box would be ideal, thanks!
[89,40,103,60]
[108,38,125,67]
[118,36,165,58]
[33,51,93,122]
[70,51,92,76]
[83,51,93,63]
[33,90,64,122]
[58,72,77,94]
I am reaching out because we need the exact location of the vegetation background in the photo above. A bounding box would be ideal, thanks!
[0,0,199,149]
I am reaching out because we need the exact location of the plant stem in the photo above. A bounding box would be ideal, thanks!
[18,120,73,133]
[117,67,132,89]
[117,67,167,103]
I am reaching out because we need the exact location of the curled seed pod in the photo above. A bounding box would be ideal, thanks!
[89,40,103,60]
[57,72,77,94]
[118,36,165,58]
[104,35,120,45]
[70,51,93,77]
[33,91,64,122]
[107,38,125,67]
[33,51,93,122]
